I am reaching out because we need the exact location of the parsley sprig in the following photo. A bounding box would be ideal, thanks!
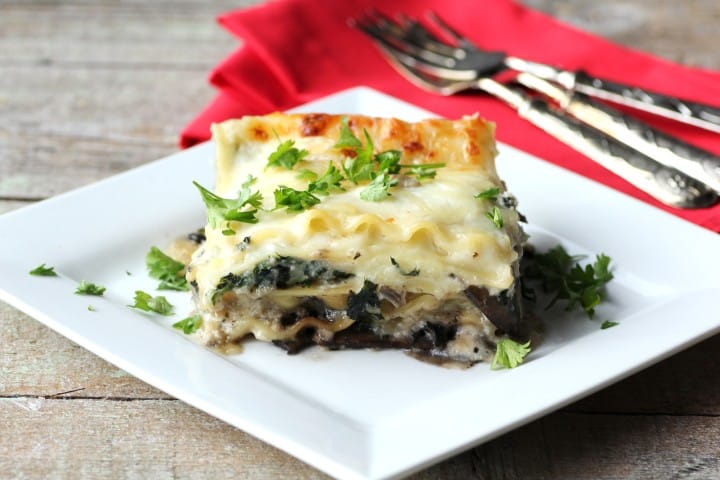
[274,186,320,212]
[334,117,445,201]
[524,245,614,319]
[475,187,500,201]
[193,176,263,229]
[173,315,203,334]
[308,163,345,196]
[129,290,174,316]
[146,246,188,291]
[75,281,106,296]
[492,338,531,369]
[267,137,309,170]
[29,263,58,276]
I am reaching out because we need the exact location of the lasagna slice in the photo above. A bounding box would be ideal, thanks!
[187,113,527,365]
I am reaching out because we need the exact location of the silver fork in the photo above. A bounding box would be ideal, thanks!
[355,11,720,195]
[352,14,718,209]
[367,10,720,135]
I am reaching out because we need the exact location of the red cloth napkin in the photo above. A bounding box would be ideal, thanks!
[181,0,720,232]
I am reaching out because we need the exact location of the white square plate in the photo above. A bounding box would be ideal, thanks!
[1,87,719,480]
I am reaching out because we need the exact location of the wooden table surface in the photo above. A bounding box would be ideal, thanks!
[2,1,719,478]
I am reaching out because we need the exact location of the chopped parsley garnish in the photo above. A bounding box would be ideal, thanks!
[335,117,376,184]
[308,163,345,196]
[360,172,398,202]
[87,305,96,312]
[267,138,309,170]
[173,315,203,334]
[601,320,619,330]
[146,246,188,291]
[29,263,58,276]
[296,168,318,181]
[491,338,531,370]
[334,116,363,149]
[485,206,504,228]
[375,150,402,174]
[390,257,420,276]
[475,187,500,201]
[75,281,106,296]
[524,245,614,319]
[402,162,446,180]
[193,176,262,228]
[274,186,321,212]
[128,290,174,316]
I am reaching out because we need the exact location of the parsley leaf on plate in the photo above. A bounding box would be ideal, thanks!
[173,315,203,334]
[601,320,619,329]
[524,245,614,319]
[129,290,174,316]
[492,338,531,369]
[146,246,188,291]
[75,281,106,296]
[29,263,58,276]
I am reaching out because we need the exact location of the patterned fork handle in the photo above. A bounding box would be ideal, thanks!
[477,78,717,209]
[505,57,720,134]
[519,99,718,209]
[573,72,720,134]
[516,73,720,193]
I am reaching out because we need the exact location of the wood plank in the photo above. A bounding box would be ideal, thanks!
[523,0,720,68]
[2,397,720,479]
[0,66,213,198]
[0,302,168,399]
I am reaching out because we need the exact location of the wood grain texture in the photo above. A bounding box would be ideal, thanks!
[1,0,719,478]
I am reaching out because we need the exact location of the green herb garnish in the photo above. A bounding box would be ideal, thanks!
[193,176,262,228]
[375,150,402,174]
[129,290,174,316]
[308,163,345,196]
[146,246,188,291]
[403,162,446,180]
[475,187,500,201]
[491,338,531,369]
[360,172,398,202]
[267,138,308,170]
[390,257,420,276]
[485,206,504,228]
[336,118,376,184]
[29,263,58,276]
[524,245,614,319]
[334,116,363,149]
[87,305,96,312]
[75,281,106,296]
[173,315,203,334]
[601,320,619,330]
[274,186,321,212]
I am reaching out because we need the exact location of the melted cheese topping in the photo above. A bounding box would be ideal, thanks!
[187,113,522,345]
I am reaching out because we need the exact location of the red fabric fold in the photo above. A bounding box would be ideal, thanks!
[180,0,720,231]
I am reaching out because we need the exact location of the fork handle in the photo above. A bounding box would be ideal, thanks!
[517,98,717,209]
[572,71,720,134]
[505,57,720,134]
